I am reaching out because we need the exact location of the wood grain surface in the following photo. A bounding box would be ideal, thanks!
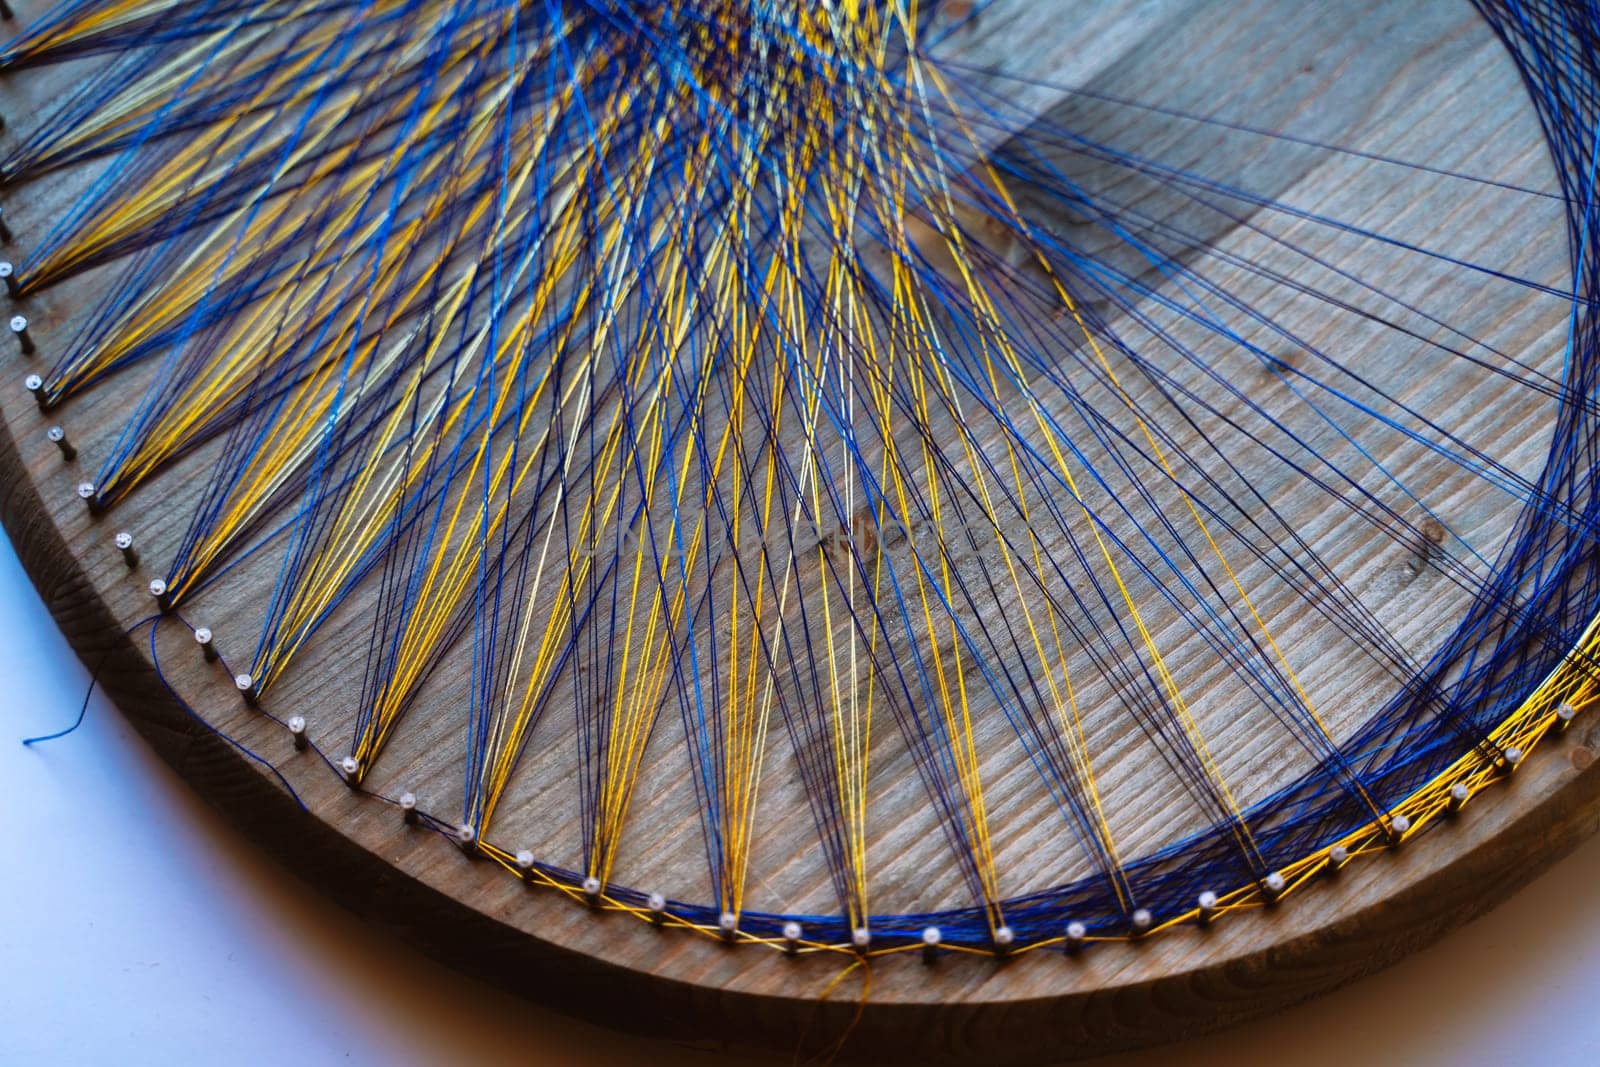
[4,1,1598,1061]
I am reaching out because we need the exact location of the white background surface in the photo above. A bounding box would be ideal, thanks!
[2,521,1600,1067]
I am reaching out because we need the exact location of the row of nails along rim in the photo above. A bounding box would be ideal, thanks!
[4,0,1600,963]
[19,240,1600,963]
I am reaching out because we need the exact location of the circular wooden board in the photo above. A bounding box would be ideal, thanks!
[6,0,1600,1061]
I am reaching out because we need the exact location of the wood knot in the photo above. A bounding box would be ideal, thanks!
[1258,351,1299,381]
[1406,516,1448,575]
[1571,745,1596,772]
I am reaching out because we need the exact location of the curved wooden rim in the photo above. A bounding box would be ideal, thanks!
[7,385,1600,1063]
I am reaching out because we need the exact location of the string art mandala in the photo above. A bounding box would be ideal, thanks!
[7,0,1600,1058]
